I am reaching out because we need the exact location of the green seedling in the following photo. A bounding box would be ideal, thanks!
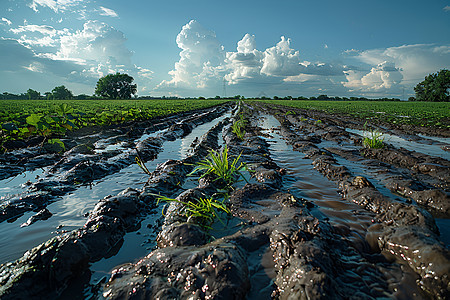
[231,114,247,140]
[188,145,248,188]
[135,149,152,175]
[155,194,231,230]
[362,122,385,149]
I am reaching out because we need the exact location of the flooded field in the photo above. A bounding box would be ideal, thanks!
[0,102,449,299]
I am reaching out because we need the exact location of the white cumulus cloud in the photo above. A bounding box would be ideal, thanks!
[157,20,226,91]
[157,20,347,96]
[343,61,402,91]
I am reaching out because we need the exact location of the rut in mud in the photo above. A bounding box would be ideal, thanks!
[0,102,448,299]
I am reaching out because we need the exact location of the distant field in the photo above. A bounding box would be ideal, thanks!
[250,100,450,128]
[0,99,230,143]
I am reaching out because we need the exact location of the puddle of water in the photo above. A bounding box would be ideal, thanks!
[417,134,450,144]
[246,246,275,300]
[89,114,229,282]
[0,168,47,201]
[347,128,450,160]
[179,112,231,159]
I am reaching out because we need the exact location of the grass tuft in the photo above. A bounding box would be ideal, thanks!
[188,145,248,188]
[362,122,385,149]
[231,114,247,140]
[156,194,231,230]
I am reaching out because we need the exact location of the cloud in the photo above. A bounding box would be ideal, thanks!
[157,21,347,97]
[224,34,265,84]
[351,44,450,86]
[5,20,153,93]
[260,36,302,77]
[157,20,226,91]
[11,24,57,36]
[29,0,85,13]
[343,61,403,91]
[1,17,12,26]
[0,38,83,76]
[99,6,118,18]
[444,5,450,11]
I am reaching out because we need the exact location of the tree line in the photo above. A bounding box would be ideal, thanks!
[1,70,448,101]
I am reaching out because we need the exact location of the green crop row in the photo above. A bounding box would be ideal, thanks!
[250,100,449,128]
[0,99,231,149]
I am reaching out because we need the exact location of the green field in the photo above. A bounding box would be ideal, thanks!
[0,99,231,145]
[250,100,450,128]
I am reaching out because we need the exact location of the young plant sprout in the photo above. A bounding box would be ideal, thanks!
[363,122,385,149]
[135,149,152,175]
[231,114,247,140]
[155,194,231,230]
[188,145,248,188]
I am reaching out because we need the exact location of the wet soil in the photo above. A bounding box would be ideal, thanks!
[0,102,448,299]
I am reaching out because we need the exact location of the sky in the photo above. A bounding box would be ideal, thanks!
[1,0,450,99]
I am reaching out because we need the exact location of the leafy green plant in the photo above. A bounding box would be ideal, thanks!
[231,114,247,140]
[362,122,385,149]
[156,194,231,230]
[188,146,248,187]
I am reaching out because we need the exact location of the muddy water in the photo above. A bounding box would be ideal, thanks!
[257,115,375,236]
[0,111,230,267]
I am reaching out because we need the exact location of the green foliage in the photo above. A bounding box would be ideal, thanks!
[188,146,247,188]
[231,114,247,140]
[95,72,137,99]
[156,194,231,230]
[414,69,450,102]
[52,86,73,100]
[0,99,231,151]
[362,122,384,149]
[47,138,66,152]
[26,89,40,100]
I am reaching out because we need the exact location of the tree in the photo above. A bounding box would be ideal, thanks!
[414,69,450,102]
[52,86,73,99]
[95,73,137,99]
[26,89,40,100]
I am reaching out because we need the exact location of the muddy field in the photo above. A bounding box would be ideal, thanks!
[0,102,449,299]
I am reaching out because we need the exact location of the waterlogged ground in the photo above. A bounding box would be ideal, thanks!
[0,102,449,299]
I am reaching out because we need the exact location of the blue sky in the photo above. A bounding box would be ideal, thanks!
[1,0,450,98]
